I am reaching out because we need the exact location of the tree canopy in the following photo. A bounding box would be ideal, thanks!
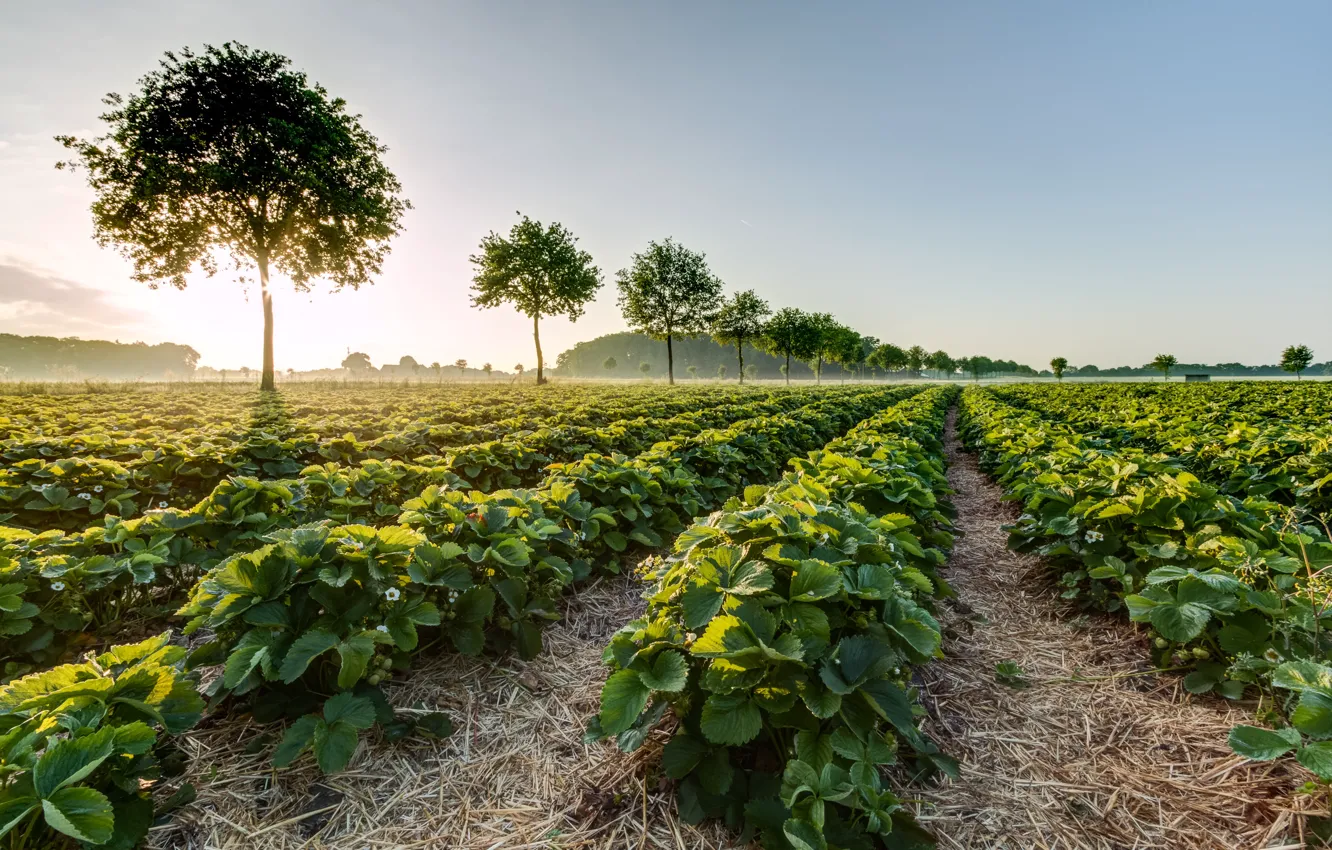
[1281,344,1314,379]
[757,308,819,385]
[57,43,409,390]
[1050,357,1068,380]
[470,213,602,384]
[615,238,722,384]
[710,290,771,383]
[1151,353,1178,379]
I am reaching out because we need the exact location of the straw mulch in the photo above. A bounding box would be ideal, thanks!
[908,412,1320,849]
[149,575,735,849]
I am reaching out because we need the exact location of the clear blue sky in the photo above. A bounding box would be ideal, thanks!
[1,1,1328,371]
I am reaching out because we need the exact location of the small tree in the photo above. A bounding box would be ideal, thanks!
[616,238,722,384]
[717,364,728,380]
[603,356,618,374]
[926,350,951,379]
[1281,344,1314,379]
[1050,357,1068,381]
[470,213,602,385]
[805,313,844,385]
[455,358,468,378]
[482,362,493,380]
[744,364,758,382]
[431,362,441,384]
[513,364,525,381]
[687,364,699,380]
[906,346,927,378]
[639,361,652,379]
[57,44,409,392]
[710,289,771,384]
[1151,353,1177,380]
[759,308,817,385]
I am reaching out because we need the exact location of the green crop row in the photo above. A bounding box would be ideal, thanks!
[0,388,897,678]
[589,386,959,850]
[989,382,1332,516]
[959,387,1332,782]
[2,386,810,530]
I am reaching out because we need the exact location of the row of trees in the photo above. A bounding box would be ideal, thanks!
[472,217,1036,386]
[1048,346,1317,381]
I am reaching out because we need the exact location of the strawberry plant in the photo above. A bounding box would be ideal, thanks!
[589,387,959,849]
[0,633,203,849]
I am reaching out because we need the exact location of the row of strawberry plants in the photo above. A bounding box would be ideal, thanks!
[170,387,919,778]
[0,382,749,441]
[1,388,900,679]
[990,382,1332,515]
[0,390,919,848]
[588,386,960,850]
[3,387,801,530]
[958,387,1332,781]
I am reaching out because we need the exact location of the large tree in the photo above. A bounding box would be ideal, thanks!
[710,289,771,384]
[615,239,722,384]
[758,308,818,385]
[868,343,908,377]
[57,43,409,391]
[470,213,602,384]
[1281,344,1314,379]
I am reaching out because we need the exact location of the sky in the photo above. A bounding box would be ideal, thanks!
[1,1,1329,372]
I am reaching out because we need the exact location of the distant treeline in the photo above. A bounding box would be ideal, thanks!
[1068,361,1332,378]
[554,333,1040,380]
[0,334,200,380]
[554,332,813,379]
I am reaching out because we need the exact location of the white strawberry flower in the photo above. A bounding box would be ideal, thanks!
[78,493,92,500]
[158,501,168,509]
[51,581,66,591]
[1085,530,1104,543]
[384,587,402,601]
[94,485,104,493]
[376,624,390,633]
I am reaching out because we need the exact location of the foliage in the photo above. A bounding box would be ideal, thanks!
[469,214,603,384]
[0,334,199,382]
[56,43,408,391]
[1281,345,1314,379]
[1151,354,1177,379]
[616,240,724,384]
[589,387,959,849]
[1049,357,1068,381]
[711,291,772,384]
[0,634,203,849]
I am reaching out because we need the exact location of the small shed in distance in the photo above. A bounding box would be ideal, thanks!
[1184,373,1211,382]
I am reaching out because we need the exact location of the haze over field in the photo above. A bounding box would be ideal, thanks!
[1,1,1328,371]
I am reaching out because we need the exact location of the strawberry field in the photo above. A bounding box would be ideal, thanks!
[0,383,968,850]
[3,380,1327,850]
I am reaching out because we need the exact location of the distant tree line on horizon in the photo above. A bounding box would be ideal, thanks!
[0,334,200,381]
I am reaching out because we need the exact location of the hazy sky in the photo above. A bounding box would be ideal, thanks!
[2,1,1329,371]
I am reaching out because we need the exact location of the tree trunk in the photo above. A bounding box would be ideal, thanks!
[533,314,544,384]
[816,355,822,385]
[737,342,744,384]
[666,333,675,385]
[258,252,276,391]
[785,352,790,385]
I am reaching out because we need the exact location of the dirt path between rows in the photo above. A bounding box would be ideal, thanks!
[908,410,1313,849]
